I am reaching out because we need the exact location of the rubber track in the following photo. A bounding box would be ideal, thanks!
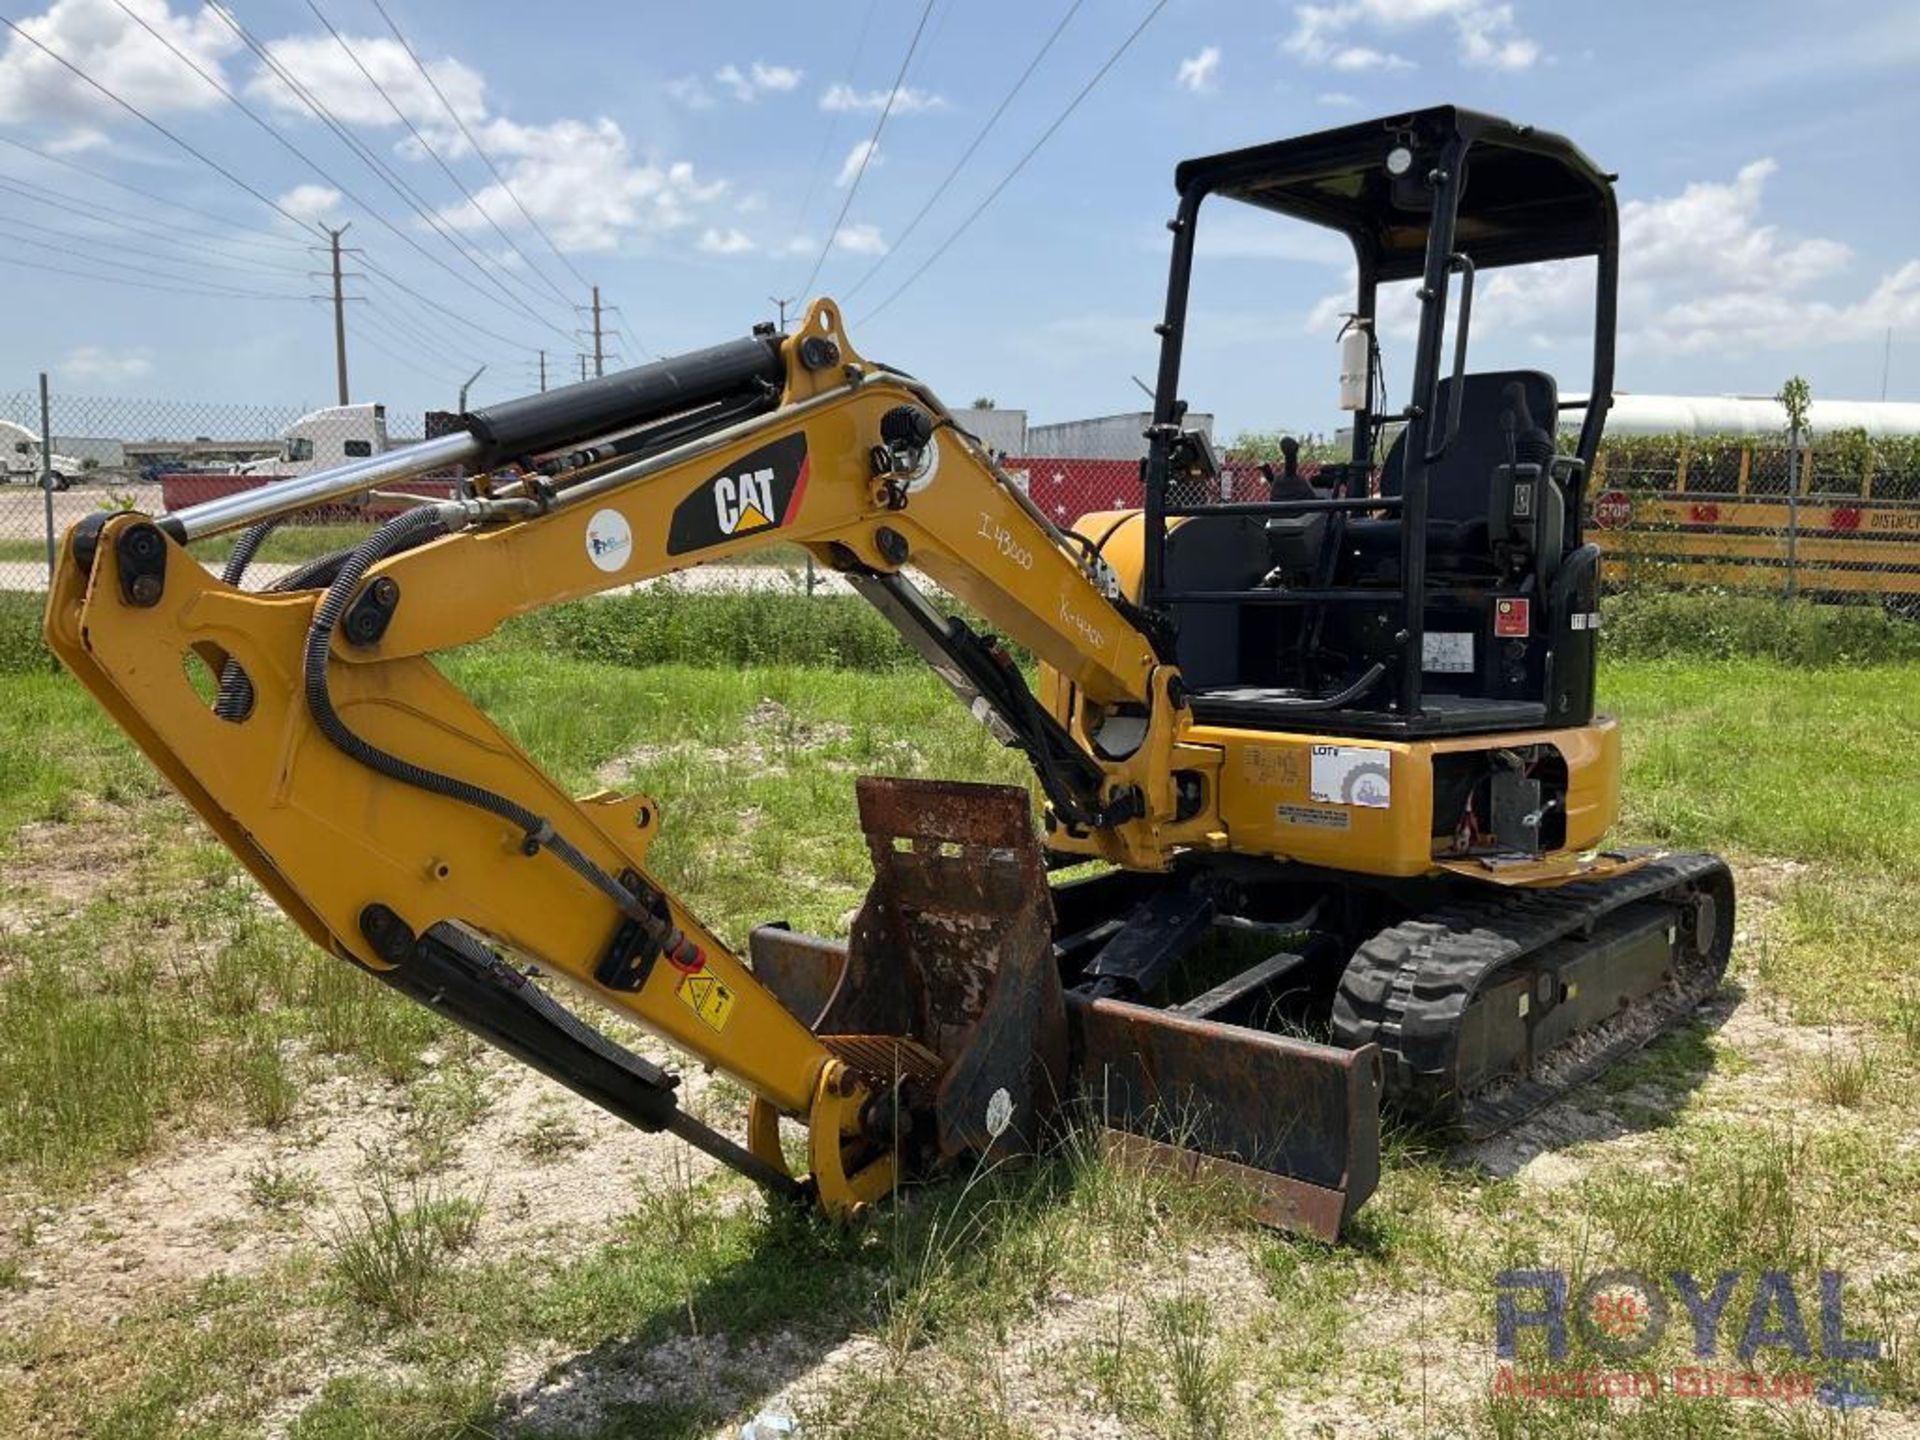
[1330,852,1733,1134]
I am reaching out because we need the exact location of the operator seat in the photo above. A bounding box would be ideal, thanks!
[1353,369,1558,572]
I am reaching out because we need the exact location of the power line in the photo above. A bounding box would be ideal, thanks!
[0,176,316,276]
[352,316,471,388]
[0,133,311,249]
[0,218,309,295]
[192,2,576,348]
[798,0,939,299]
[792,0,882,237]
[842,0,1085,302]
[354,307,471,383]
[598,303,651,361]
[358,253,543,355]
[362,291,482,367]
[861,0,1169,323]
[368,0,593,295]
[0,252,307,302]
[301,0,577,313]
[0,15,323,236]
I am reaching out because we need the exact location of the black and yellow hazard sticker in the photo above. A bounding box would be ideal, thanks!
[676,971,735,1032]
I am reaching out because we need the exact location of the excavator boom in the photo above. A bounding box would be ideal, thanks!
[44,301,1380,1236]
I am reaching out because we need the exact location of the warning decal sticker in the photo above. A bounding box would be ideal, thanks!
[1308,745,1392,809]
[1277,804,1352,831]
[1422,630,1475,674]
[677,971,736,1032]
[1494,597,1531,638]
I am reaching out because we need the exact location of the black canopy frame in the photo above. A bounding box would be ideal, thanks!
[1142,105,1621,724]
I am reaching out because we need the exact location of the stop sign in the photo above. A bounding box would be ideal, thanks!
[1592,489,1633,530]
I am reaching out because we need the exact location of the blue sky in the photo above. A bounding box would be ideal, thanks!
[1,0,1917,439]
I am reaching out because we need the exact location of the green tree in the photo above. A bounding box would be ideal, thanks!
[1776,374,1811,598]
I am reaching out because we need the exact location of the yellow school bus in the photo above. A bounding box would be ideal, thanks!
[1586,430,1920,608]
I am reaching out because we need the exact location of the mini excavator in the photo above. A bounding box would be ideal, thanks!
[46,108,1732,1241]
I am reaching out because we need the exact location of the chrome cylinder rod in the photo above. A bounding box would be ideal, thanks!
[164,431,482,542]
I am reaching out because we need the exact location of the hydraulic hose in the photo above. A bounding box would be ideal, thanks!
[300,507,701,971]
[212,519,281,720]
[220,519,280,587]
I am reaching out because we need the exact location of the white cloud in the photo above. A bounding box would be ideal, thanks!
[1284,0,1539,73]
[277,183,343,226]
[245,31,486,132]
[715,59,802,102]
[748,61,801,92]
[436,117,727,253]
[1175,46,1221,93]
[697,226,755,256]
[46,125,107,152]
[0,0,240,131]
[665,74,713,109]
[834,138,880,189]
[1304,157,1913,357]
[819,82,946,114]
[1455,3,1539,70]
[1317,91,1358,106]
[1329,45,1414,71]
[832,223,887,256]
[57,345,152,384]
[1,1,746,258]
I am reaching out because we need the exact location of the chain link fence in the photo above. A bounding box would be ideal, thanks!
[1588,435,1920,609]
[6,388,1917,615]
[0,382,442,593]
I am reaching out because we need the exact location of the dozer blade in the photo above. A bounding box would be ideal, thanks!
[1068,994,1380,1240]
[749,776,1382,1240]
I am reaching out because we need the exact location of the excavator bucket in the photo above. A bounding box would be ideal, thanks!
[750,778,1382,1240]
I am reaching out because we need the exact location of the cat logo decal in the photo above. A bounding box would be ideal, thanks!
[667,434,810,555]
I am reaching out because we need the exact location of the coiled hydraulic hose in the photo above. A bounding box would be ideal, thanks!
[301,506,701,971]
[213,522,448,720]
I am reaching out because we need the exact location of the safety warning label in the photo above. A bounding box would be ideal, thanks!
[677,972,736,1032]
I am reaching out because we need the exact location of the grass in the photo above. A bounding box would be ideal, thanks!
[0,586,1917,1436]
[327,1175,485,1326]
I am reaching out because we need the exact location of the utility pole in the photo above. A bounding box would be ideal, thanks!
[458,364,487,414]
[769,294,795,331]
[579,353,589,383]
[591,284,605,378]
[538,350,547,393]
[327,223,352,405]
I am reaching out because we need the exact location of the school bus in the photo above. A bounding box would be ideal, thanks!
[1580,404,1920,608]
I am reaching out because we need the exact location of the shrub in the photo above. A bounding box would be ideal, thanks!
[1602,590,1920,667]
[0,592,53,674]
[499,588,1032,671]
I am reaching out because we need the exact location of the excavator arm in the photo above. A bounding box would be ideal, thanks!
[44,301,1380,1234]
